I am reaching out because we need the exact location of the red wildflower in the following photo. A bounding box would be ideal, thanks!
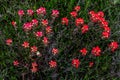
[62,17,69,25]
[101,21,108,27]
[13,60,19,66]
[18,10,24,17]
[90,13,100,23]
[32,62,38,67]
[27,9,34,16]
[81,24,89,34]
[75,18,84,26]
[52,48,59,55]
[31,46,38,53]
[97,11,104,18]
[72,59,80,68]
[70,11,77,18]
[99,17,105,23]
[89,62,94,67]
[89,11,105,23]
[74,6,80,12]
[49,60,57,68]
[90,17,98,23]
[34,31,43,37]
[89,11,96,17]
[80,48,87,56]
[32,19,38,26]
[109,41,119,52]
[46,26,52,33]
[22,41,29,48]
[41,19,48,27]
[42,37,49,45]
[51,10,59,17]
[11,21,16,27]
[23,22,33,32]
[89,10,95,15]
[6,39,12,46]
[31,67,38,73]
[91,46,101,56]
[103,26,111,33]
[36,7,46,15]
[31,62,38,73]
[102,31,110,39]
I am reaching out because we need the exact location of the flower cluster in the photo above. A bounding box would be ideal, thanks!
[6,5,118,75]
[91,46,101,56]
[89,11,111,39]
[72,59,80,68]
[80,48,87,56]
[52,10,59,17]
[62,17,69,25]
[22,41,29,48]
[31,62,38,73]
[109,41,119,52]
[49,60,57,68]
[18,10,24,17]
[36,7,46,15]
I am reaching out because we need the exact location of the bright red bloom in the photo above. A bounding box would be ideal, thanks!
[62,17,69,25]
[89,11,96,17]
[74,6,80,12]
[101,21,108,27]
[52,48,59,55]
[18,10,24,17]
[80,48,87,56]
[90,17,98,23]
[27,9,34,16]
[52,10,59,17]
[103,26,111,33]
[89,11,104,23]
[102,31,110,39]
[6,39,12,46]
[42,37,49,45]
[89,62,94,67]
[109,41,119,52]
[91,46,101,56]
[99,17,105,23]
[31,46,38,53]
[89,10,95,15]
[72,59,80,68]
[49,60,57,68]
[75,18,84,26]
[32,62,38,67]
[70,11,77,18]
[34,31,43,37]
[32,19,38,26]
[46,26,52,33]
[31,62,38,73]
[81,24,89,34]
[13,60,19,66]
[23,22,33,32]
[41,19,48,26]
[11,21,16,27]
[90,13,100,23]
[22,41,29,48]
[97,11,104,18]
[31,67,38,73]
[36,7,46,15]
